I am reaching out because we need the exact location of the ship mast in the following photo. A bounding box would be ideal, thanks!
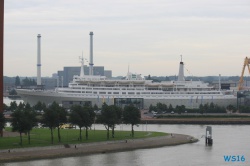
[80,52,85,77]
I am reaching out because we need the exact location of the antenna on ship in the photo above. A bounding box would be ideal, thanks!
[126,63,130,80]
[79,51,85,77]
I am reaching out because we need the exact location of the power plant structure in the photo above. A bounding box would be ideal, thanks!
[89,32,94,76]
[37,34,42,86]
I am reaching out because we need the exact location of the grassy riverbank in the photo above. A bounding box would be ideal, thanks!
[0,127,167,150]
[0,133,197,163]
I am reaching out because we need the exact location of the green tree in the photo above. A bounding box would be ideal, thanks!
[24,103,37,144]
[149,104,154,112]
[123,104,141,137]
[3,103,9,111]
[0,112,5,137]
[227,104,237,113]
[17,102,25,110]
[33,101,46,111]
[48,102,67,143]
[41,102,61,144]
[109,105,122,138]
[69,105,84,141]
[98,103,111,139]
[169,104,173,111]
[11,109,30,145]
[175,105,182,114]
[15,76,21,86]
[93,104,98,111]
[209,102,215,109]
[53,104,67,142]
[199,104,204,114]
[69,105,95,140]
[32,79,36,85]
[22,77,29,86]
[97,103,121,139]
[9,101,17,111]
[9,89,17,95]
[82,105,95,140]
[22,77,37,86]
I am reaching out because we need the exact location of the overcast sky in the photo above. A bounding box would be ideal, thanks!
[4,0,250,77]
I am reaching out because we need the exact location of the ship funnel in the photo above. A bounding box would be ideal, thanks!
[89,31,94,75]
[177,55,185,81]
[37,34,42,85]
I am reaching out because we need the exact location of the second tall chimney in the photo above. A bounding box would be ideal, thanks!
[89,32,94,75]
[37,34,42,85]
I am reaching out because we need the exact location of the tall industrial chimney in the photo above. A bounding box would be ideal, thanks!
[37,34,42,85]
[89,32,94,75]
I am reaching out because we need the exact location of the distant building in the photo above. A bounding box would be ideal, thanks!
[52,73,58,79]
[42,77,57,90]
[104,70,112,79]
[57,66,112,86]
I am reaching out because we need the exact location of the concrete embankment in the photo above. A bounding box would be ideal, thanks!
[0,134,198,163]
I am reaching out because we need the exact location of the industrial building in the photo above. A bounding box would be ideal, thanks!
[57,66,112,87]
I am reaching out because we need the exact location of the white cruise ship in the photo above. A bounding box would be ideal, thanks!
[16,58,237,109]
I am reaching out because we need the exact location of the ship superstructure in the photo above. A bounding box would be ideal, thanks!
[16,57,236,109]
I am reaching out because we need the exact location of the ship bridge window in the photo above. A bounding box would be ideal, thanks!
[99,92,106,94]
[108,92,112,94]
[72,91,81,93]
[128,92,135,94]
[73,87,81,89]
[113,92,119,94]
[151,92,163,94]
[122,92,126,94]
[86,91,92,93]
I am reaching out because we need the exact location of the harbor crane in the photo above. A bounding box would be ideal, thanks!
[238,57,250,90]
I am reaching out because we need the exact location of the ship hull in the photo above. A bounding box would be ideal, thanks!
[16,89,237,109]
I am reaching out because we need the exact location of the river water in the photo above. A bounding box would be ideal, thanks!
[2,98,250,166]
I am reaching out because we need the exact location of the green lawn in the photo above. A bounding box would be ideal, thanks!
[0,127,167,150]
